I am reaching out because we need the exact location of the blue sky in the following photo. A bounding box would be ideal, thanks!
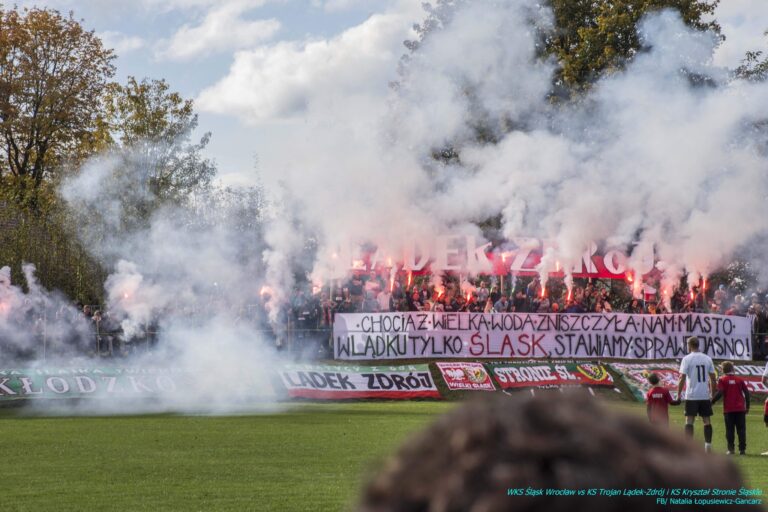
[10,0,768,186]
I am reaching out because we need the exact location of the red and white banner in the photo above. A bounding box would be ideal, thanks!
[335,236,658,280]
[436,362,495,391]
[609,363,681,401]
[487,361,614,390]
[278,363,440,399]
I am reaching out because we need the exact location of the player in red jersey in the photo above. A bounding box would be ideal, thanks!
[645,373,680,425]
[711,361,750,455]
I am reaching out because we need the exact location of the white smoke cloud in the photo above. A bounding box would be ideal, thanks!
[254,2,768,301]
[51,142,289,414]
[712,0,768,68]
[9,0,768,414]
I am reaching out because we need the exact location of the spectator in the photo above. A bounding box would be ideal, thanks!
[489,285,500,305]
[493,295,509,313]
[526,277,540,300]
[365,272,382,295]
[358,392,744,512]
[512,290,527,313]
[361,291,379,313]
[419,283,431,304]
[407,291,422,312]
[626,299,643,314]
[477,282,489,303]
[377,288,392,313]
[348,275,364,310]
[714,284,727,308]
[753,304,768,360]
[564,300,584,313]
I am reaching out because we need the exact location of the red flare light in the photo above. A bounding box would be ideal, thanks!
[626,273,634,283]
[702,277,707,290]
[407,272,412,288]
[567,288,572,301]
[466,291,471,302]
[540,287,546,298]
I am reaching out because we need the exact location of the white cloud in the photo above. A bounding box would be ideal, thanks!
[195,8,418,122]
[141,0,268,12]
[99,30,145,55]
[155,0,281,61]
[312,0,390,12]
[712,0,768,68]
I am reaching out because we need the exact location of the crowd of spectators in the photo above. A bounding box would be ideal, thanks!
[9,272,768,361]
[290,272,763,318]
[284,273,768,359]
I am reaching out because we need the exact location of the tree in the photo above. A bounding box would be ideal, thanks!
[546,0,720,90]
[0,7,115,185]
[103,77,216,219]
[735,46,768,82]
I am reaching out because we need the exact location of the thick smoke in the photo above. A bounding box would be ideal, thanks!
[260,2,768,302]
[33,149,283,414]
[4,1,768,413]
[0,264,94,359]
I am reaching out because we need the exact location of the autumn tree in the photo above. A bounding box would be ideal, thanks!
[0,7,115,185]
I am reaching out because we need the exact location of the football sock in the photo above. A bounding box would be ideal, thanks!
[685,424,694,438]
[704,425,713,443]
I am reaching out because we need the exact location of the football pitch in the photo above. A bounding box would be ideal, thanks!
[2,400,767,511]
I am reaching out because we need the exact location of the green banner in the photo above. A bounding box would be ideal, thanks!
[0,367,274,400]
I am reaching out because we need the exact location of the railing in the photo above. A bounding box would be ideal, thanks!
[7,309,768,362]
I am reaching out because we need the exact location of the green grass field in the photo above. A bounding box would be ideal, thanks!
[1,400,767,511]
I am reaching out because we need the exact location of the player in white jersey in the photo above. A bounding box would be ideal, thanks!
[677,336,717,452]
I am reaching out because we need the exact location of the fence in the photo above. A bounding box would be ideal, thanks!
[7,308,768,362]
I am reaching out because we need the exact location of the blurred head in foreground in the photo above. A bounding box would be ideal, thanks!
[358,391,743,512]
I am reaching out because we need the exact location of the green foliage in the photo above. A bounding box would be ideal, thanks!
[546,0,720,90]
[0,176,105,303]
[735,48,768,82]
[103,76,216,211]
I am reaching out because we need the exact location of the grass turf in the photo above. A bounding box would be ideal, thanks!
[1,400,767,511]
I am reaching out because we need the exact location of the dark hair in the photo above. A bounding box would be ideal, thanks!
[358,392,743,512]
[647,372,660,386]
[721,361,734,374]
[687,336,699,349]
